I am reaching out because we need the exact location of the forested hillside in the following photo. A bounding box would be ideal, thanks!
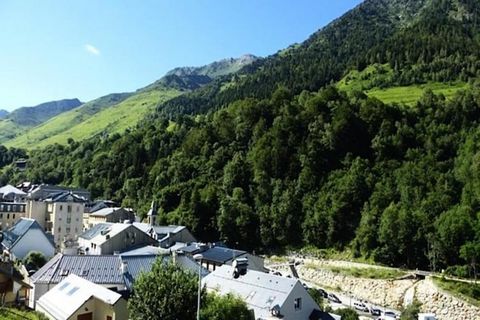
[1,0,480,273]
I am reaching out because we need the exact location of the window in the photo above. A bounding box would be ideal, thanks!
[66,227,71,234]
[58,227,61,233]
[7,214,9,219]
[107,316,112,320]
[59,205,63,211]
[58,282,70,291]
[67,286,79,296]
[12,214,15,220]
[294,298,302,311]
[67,205,72,213]
[0,214,3,219]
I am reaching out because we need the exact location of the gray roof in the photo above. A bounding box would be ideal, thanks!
[201,246,246,264]
[2,218,44,249]
[79,223,114,240]
[178,243,246,264]
[32,252,208,291]
[31,254,124,285]
[120,245,170,256]
[46,191,87,203]
[202,265,301,319]
[0,184,26,196]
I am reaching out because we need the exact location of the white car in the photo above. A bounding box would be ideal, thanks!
[353,302,369,312]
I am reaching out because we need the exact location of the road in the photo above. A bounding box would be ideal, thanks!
[300,278,401,319]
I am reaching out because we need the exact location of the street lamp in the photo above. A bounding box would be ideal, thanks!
[193,253,204,320]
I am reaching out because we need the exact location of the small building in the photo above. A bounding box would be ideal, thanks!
[87,207,135,228]
[1,218,55,260]
[202,265,321,320]
[178,242,266,272]
[29,253,205,308]
[36,274,128,320]
[133,223,196,248]
[0,260,31,306]
[0,184,26,202]
[78,223,157,255]
[0,201,26,230]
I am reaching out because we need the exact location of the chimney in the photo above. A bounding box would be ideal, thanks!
[121,261,128,275]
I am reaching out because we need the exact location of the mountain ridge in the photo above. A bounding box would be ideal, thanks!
[4,55,259,149]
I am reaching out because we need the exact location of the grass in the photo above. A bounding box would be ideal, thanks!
[433,277,480,307]
[0,307,48,320]
[304,263,406,280]
[297,246,376,265]
[0,119,25,144]
[367,82,469,105]
[5,88,181,149]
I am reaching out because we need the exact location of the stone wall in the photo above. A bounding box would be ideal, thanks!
[267,257,480,320]
[414,278,480,320]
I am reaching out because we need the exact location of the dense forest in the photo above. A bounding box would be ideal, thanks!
[1,0,480,274]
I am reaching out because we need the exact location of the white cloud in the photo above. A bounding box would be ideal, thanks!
[85,44,100,56]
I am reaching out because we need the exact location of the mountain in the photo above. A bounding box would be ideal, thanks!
[166,54,259,78]
[4,0,480,272]
[0,110,8,119]
[0,98,82,142]
[4,55,258,149]
[142,54,259,92]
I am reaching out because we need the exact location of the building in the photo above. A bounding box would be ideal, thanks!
[36,274,128,320]
[87,208,135,228]
[44,192,87,245]
[0,260,31,306]
[202,265,321,320]
[178,242,266,272]
[78,223,157,255]
[133,223,196,248]
[27,184,90,201]
[29,253,206,308]
[0,201,26,230]
[1,218,55,261]
[0,184,26,202]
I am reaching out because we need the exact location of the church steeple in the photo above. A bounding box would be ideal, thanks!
[147,200,157,226]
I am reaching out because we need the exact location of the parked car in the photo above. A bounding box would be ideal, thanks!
[354,302,369,312]
[327,293,341,303]
[383,311,399,319]
[370,307,381,316]
[317,288,328,298]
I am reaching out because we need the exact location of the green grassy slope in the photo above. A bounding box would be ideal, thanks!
[367,82,469,105]
[338,64,469,105]
[0,120,24,142]
[5,89,180,149]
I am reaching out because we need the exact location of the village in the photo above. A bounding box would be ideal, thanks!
[0,183,356,320]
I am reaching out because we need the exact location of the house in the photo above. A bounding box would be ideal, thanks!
[202,265,321,320]
[0,201,26,230]
[26,191,87,247]
[1,218,55,260]
[85,200,118,214]
[133,223,196,248]
[178,242,266,272]
[0,184,26,202]
[87,207,135,228]
[44,192,87,246]
[29,253,207,308]
[27,184,90,202]
[78,223,157,255]
[0,260,31,306]
[36,274,128,320]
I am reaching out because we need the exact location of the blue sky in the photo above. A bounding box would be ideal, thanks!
[0,0,362,110]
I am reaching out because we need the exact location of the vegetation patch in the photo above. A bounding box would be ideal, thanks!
[0,307,48,320]
[367,82,469,105]
[433,277,480,307]
[305,263,406,280]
